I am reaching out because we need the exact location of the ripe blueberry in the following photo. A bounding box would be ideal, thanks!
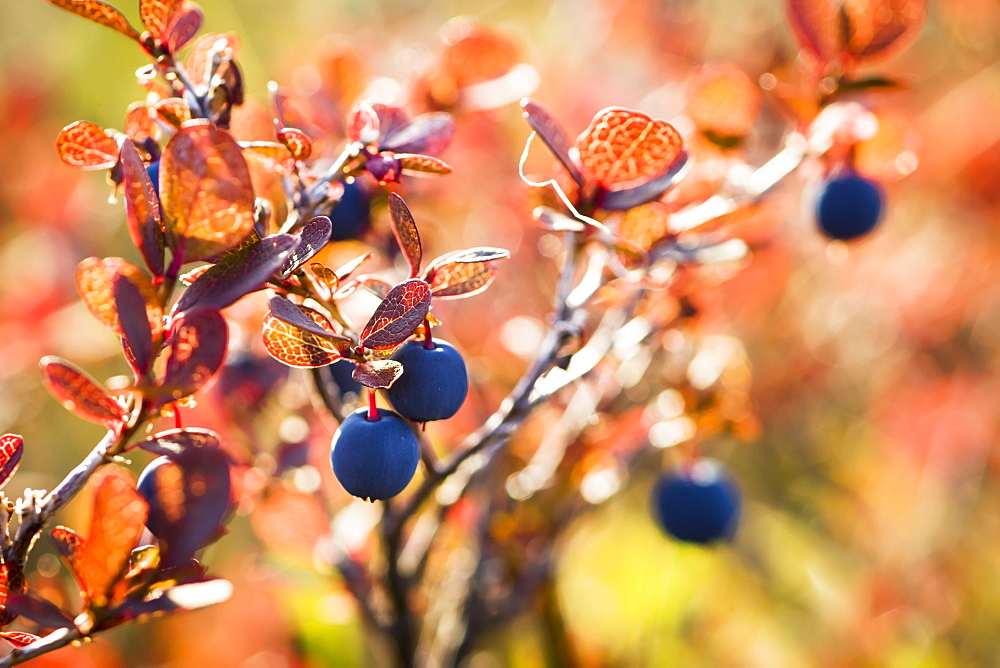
[136,455,176,539]
[331,407,420,501]
[652,459,740,544]
[328,180,371,241]
[146,160,160,196]
[385,339,468,423]
[815,172,884,240]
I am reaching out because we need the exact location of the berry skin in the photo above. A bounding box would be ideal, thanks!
[136,455,176,539]
[328,180,371,241]
[652,459,740,544]
[146,160,160,197]
[385,339,469,423]
[815,172,884,240]
[331,408,420,501]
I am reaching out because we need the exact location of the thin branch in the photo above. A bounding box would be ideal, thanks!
[0,628,83,667]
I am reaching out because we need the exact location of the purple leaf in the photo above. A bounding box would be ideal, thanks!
[387,193,422,278]
[120,140,165,277]
[0,434,23,489]
[599,151,691,211]
[133,427,221,457]
[4,593,74,630]
[381,112,455,155]
[154,310,228,405]
[114,274,154,376]
[267,296,347,341]
[520,98,584,185]
[353,360,404,389]
[279,216,332,280]
[173,234,296,316]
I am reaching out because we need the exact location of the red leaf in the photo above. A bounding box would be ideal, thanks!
[387,193,423,278]
[267,297,348,342]
[0,632,40,649]
[77,467,148,608]
[438,20,521,87]
[124,102,157,145]
[51,526,86,566]
[139,0,181,43]
[280,218,332,280]
[154,311,228,405]
[76,257,163,339]
[685,63,761,139]
[0,434,24,490]
[574,108,684,190]
[44,0,140,41]
[120,140,165,277]
[184,32,241,90]
[166,1,203,53]
[277,127,312,161]
[39,357,125,426]
[347,102,379,145]
[425,261,497,299]
[134,427,220,457]
[154,97,193,128]
[396,154,453,177]
[56,121,119,170]
[353,360,404,389]
[304,262,339,301]
[114,274,155,377]
[786,0,839,65]
[360,279,432,350]
[379,111,455,155]
[160,120,256,263]
[263,309,348,368]
[842,0,926,63]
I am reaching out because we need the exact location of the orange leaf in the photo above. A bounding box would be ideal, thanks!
[56,121,119,170]
[0,434,24,490]
[184,33,242,90]
[425,261,496,299]
[76,257,163,338]
[685,63,761,139]
[262,309,347,368]
[439,19,521,87]
[160,121,256,263]
[120,140,165,277]
[39,357,125,426]
[574,108,684,190]
[0,632,40,649]
[842,0,926,63]
[139,0,181,43]
[124,102,158,145]
[786,0,839,66]
[44,0,140,41]
[154,97,193,128]
[396,153,453,176]
[77,467,148,608]
[618,202,671,252]
[277,127,312,161]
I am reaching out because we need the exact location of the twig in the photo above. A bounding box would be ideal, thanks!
[0,628,83,667]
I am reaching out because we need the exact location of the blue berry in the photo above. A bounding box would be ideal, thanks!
[331,408,420,501]
[136,455,176,540]
[385,339,468,423]
[815,172,884,240]
[652,460,740,544]
[146,160,160,197]
[328,180,371,241]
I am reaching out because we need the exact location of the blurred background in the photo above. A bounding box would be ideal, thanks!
[2,0,1000,665]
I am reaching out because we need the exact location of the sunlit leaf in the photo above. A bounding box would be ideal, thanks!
[428,247,510,265]
[139,0,181,43]
[166,2,202,53]
[842,0,926,63]
[533,206,588,232]
[387,193,423,278]
[360,279,432,350]
[334,251,374,281]
[51,526,86,566]
[304,262,338,301]
[77,467,148,608]
[425,260,497,299]
[277,127,312,161]
[3,594,74,630]
[396,154,453,176]
[114,274,155,377]
[56,121,119,170]
[172,234,296,316]
[279,217,332,280]
[0,632,40,649]
[267,297,347,341]
[160,120,256,263]
[124,102,157,145]
[184,32,241,90]
[154,310,228,404]
[347,102,379,145]
[39,357,125,426]
[574,108,684,190]
[618,202,671,252]
[120,140,165,277]
[239,141,292,162]
[0,434,24,490]
[43,0,140,41]
[76,257,163,338]
[262,309,347,368]
[165,578,234,609]
[353,359,404,389]
[438,19,521,86]
[685,63,760,139]
[154,97,193,128]
[786,0,839,65]
[599,152,691,210]
[520,98,584,185]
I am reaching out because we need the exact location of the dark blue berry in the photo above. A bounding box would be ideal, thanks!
[331,408,420,501]
[146,160,160,197]
[136,455,175,539]
[815,172,884,240]
[385,339,468,423]
[328,180,371,241]
[652,460,740,544]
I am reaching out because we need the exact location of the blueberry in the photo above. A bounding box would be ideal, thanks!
[328,180,371,241]
[331,408,420,501]
[815,172,884,240]
[652,460,740,544]
[385,339,468,423]
[136,455,176,540]
[146,160,160,197]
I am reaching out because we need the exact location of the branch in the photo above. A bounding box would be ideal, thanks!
[0,628,83,667]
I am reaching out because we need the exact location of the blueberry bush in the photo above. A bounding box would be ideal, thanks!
[4,0,994,665]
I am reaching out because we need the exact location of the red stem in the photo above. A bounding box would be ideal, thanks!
[173,404,184,430]
[368,389,379,421]
[422,319,434,349]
